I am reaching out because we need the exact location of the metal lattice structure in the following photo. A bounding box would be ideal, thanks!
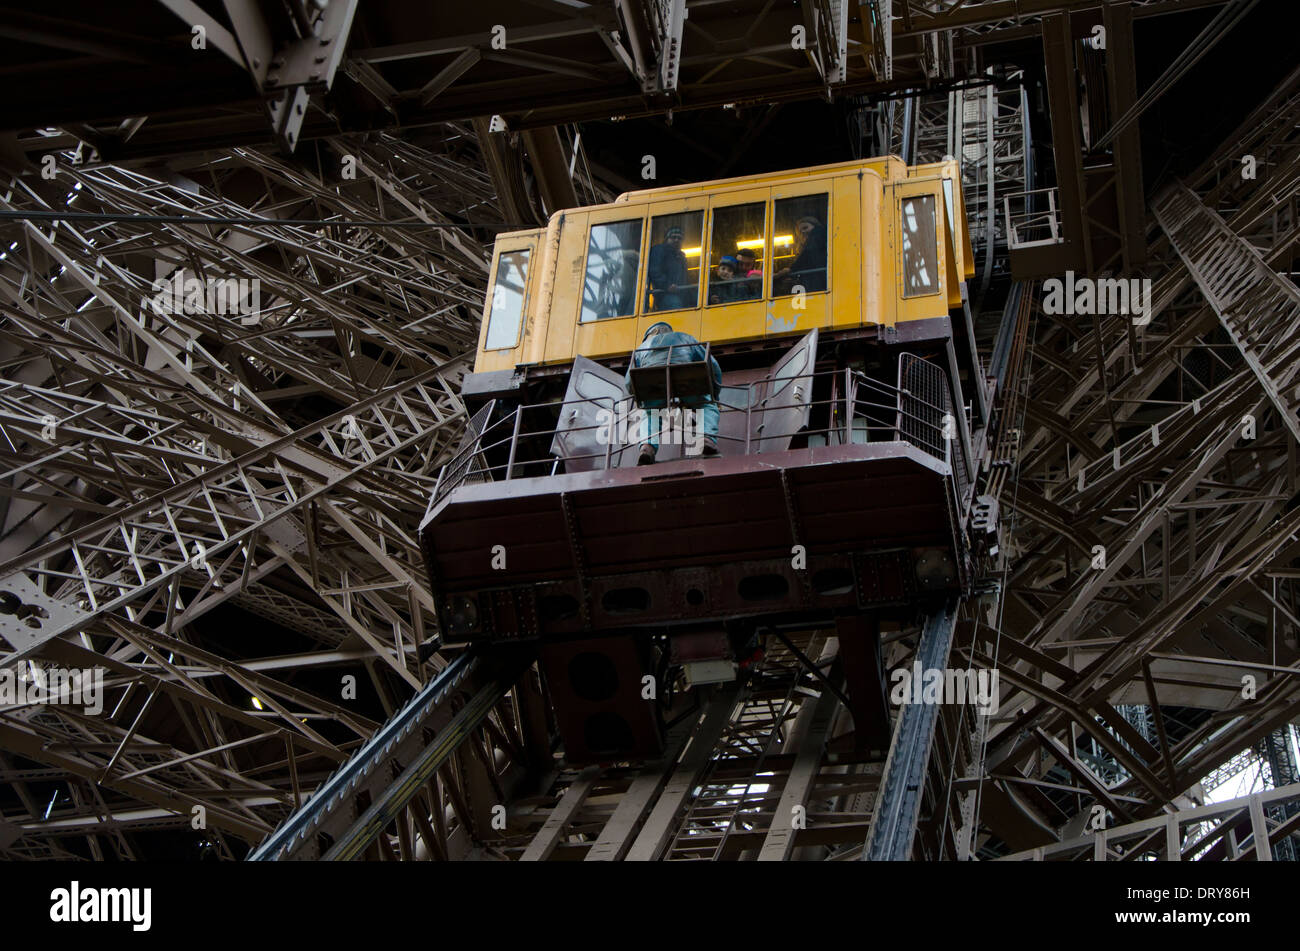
[0,124,548,859]
[6,0,1300,864]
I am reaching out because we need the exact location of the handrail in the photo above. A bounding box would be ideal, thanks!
[432,360,963,506]
[1003,186,1063,249]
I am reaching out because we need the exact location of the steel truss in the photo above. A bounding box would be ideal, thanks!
[0,125,568,860]
[4,1,1295,863]
[965,63,1300,855]
[998,781,1300,861]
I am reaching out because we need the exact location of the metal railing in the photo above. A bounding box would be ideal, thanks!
[898,352,971,510]
[1003,187,1063,249]
[998,781,1300,862]
[431,358,966,508]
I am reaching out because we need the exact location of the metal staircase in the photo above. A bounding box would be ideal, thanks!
[1152,178,1300,445]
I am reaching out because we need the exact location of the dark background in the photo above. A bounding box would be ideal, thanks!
[578,0,1293,195]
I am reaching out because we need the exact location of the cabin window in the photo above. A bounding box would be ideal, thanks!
[581,219,643,322]
[900,195,939,298]
[484,248,530,350]
[577,369,625,408]
[719,385,753,410]
[645,212,703,312]
[772,194,829,296]
[707,203,765,305]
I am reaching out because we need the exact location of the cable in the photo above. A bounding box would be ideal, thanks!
[0,210,533,230]
[967,283,1040,858]
[1093,0,1260,152]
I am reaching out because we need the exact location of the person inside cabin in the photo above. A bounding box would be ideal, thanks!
[734,248,761,300]
[774,216,828,295]
[709,255,743,305]
[626,321,722,465]
[647,225,691,311]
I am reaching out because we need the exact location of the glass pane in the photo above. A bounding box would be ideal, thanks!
[645,212,703,312]
[577,370,623,407]
[901,195,939,298]
[707,202,765,305]
[772,194,828,296]
[581,220,642,322]
[485,249,530,349]
[719,384,752,410]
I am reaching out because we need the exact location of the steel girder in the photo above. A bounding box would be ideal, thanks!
[958,64,1300,853]
[0,125,574,860]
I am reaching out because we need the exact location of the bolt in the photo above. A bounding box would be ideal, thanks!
[314,54,325,64]
[310,71,320,80]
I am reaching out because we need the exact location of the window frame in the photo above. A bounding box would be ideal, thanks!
[481,241,536,352]
[897,191,943,301]
[578,214,648,325]
[769,185,832,301]
[703,191,772,309]
[642,201,708,317]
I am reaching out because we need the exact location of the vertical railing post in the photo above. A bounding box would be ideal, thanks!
[604,398,614,470]
[745,384,753,454]
[895,356,906,445]
[664,342,674,453]
[505,406,522,481]
[844,367,854,445]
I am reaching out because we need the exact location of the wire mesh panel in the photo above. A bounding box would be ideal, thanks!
[897,353,970,506]
[897,353,948,462]
[434,400,495,504]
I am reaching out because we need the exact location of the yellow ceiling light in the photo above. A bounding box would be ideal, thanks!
[682,247,702,256]
[733,235,792,249]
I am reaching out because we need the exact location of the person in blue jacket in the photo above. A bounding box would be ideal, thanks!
[626,321,722,464]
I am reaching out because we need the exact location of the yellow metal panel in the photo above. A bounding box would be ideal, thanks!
[617,156,904,203]
[544,210,589,363]
[862,169,886,329]
[876,172,898,328]
[891,178,950,324]
[828,173,862,329]
[522,215,564,366]
[475,156,972,369]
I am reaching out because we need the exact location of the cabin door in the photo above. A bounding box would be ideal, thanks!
[550,356,634,472]
[753,328,818,453]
